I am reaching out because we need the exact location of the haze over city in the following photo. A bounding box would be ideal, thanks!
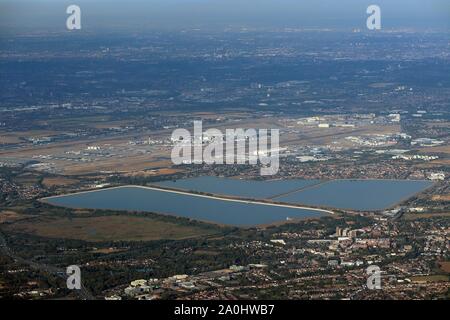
[1,0,450,31]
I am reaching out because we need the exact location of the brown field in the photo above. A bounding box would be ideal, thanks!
[0,135,22,144]
[90,247,128,254]
[0,211,31,224]
[42,116,114,127]
[419,145,450,154]
[0,130,59,137]
[72,209,98,216]
[410,275,449,283]
[5,215,217,242]
[124,168,182,177]
[14,172,42,185]
[415,159,450,169]
[439,261,450,273]
[429,159,450,166]
[42,177,80,187]
[193,250,220,256]
[432,195,450,202]
[60,157,174,175]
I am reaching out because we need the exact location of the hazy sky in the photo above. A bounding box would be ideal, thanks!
[1,0,449,31]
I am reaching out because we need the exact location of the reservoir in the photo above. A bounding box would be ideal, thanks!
[155,176,322,199]
[43,186,329,226]
[43,177,433,226]
[273,179,434,211]
[155,176,434,211]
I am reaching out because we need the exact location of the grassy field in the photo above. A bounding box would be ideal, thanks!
[5,215,218,242]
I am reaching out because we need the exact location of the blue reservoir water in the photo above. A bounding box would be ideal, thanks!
[155,177,433,211]
[44,178,433,226]
[44,186,325,226]
[155,176,322,199]
[274,179,433,211]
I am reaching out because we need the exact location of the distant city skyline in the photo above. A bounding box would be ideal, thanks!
[1,0,449,32]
